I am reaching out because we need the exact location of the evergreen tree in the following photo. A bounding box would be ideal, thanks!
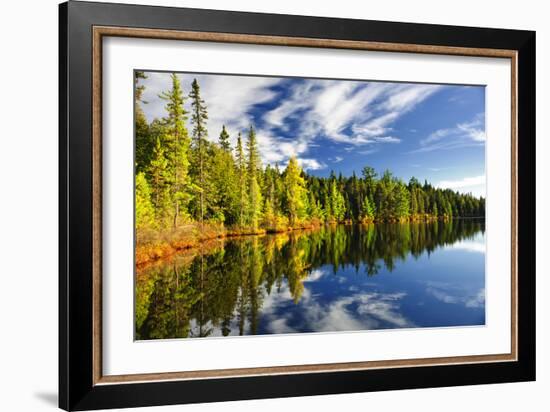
[148,137,171,224]
[360,196,375,222]
[394,182,410,219]
[283,156,308,226]
[410,189,418,216]
[135,172,155,229]
[432,200,439,217]
[208,144,239,223]
[218,125,231,152]
[159,73,191,227]
[246,126,262,229]
[189,78,209,225]
[235,133,248,228]
[329,180,346,221]
[135,71,153,173]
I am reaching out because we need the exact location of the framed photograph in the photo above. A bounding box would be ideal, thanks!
[59,1,535,410]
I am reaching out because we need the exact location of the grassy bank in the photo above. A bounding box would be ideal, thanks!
[135,214,467,267]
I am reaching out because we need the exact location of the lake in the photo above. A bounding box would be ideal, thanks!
[135,219,485,340]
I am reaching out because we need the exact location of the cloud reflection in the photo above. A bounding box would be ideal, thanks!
[425,281,485,309]
[261,269,414,334]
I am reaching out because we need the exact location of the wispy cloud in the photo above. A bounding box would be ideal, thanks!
[297,158,327,171]
[293,82,440,146]
[425,281,485,310]
[258,80,441,165]
[450,240,486,253]
[302,292,414,331]
[436,175,485,196]
[141,72,444,168]
[357,148,379,155]
[415,113,485,153]
[141,72,282,153]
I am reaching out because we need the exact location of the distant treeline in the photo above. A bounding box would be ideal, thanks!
[135,72,485,236]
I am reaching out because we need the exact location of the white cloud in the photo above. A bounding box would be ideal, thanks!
[357,148,379,155]
[373,136,401,143]
[303,269,327,283]
[330,156,344,163]
[450,239,486,253]
[417,113,485,152]
[297,158,327,171]
[300,82,441,146]
[140,72,443,169]
[436,175,485,196]
[425,282,485,310]
[141,72,282,150]
[303,292,413,332]
[259,80,441,166]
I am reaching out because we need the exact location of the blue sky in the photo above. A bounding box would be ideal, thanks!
[140,71,486,197]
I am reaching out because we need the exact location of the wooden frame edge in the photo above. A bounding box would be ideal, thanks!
[92,27,103,385]
[91,26,519,386]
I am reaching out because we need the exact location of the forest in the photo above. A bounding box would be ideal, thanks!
[134,72,485,265]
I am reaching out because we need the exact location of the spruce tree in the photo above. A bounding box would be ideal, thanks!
[284,156,308,226]
[148,137,171,225]
[360,196,375,222]
[135,71,153,173]
[218,125,231,152]
[246,126,263,230]
[135,172,155,230]
[159,73,191,228]
[189,78,209,226]
[235,133,248,228]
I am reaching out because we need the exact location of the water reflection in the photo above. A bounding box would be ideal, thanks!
[136,219,485,340]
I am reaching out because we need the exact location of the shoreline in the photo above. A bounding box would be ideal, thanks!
[136,216,485,268]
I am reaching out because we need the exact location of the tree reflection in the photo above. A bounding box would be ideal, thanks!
[136,219,484,340]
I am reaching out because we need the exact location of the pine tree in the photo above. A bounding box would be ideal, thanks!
[308,191,321,220]
[360,196,375,222]
[218,125,231,152]
[329,180,346,222]
[432,200,439,217]
[410,189,418,217]
[246,126,262,229]
[135,172,155,229]
[235,133,248,228]
[189,78,209,226]
[394,182,410,219]
[208,144,239,223]
[135,71,153,173]
[148,137,171,224]
[159,73,191,228]
[284,156,308,226]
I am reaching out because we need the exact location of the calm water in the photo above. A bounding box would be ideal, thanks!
[135,220,485,340]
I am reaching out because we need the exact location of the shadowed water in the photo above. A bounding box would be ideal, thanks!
[135,219,485,340]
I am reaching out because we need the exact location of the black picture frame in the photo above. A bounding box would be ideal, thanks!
[59,1,536,410]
